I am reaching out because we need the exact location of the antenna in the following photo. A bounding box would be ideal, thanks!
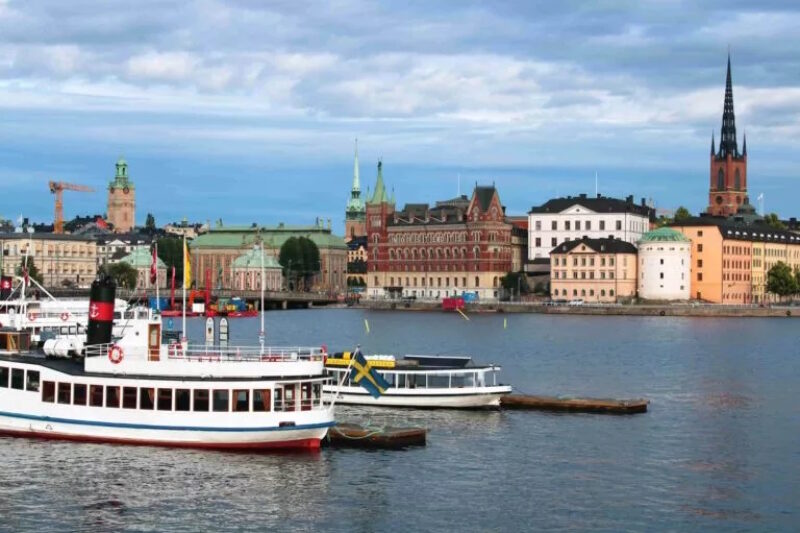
[757,193,764,215]
[595,171,598,197]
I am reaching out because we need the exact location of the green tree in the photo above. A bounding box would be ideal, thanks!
[674,206,691,223]
[279,237,321,291]
[766,261,797,300]
[764,213,786,230]
[16,256,43,286]
[156,237,183,283]
[145,213,156,232]
[102,262,138,290]
[500,272,529,296]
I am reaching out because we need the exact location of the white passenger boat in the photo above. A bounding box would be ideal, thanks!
[324,353,512,408]
[0,282,335,450]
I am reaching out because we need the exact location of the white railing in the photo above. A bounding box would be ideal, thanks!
[85,343,326,362]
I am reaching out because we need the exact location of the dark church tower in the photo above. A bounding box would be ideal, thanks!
[708,54,748,216]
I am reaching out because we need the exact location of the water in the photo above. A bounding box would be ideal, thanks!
[2,309,799,532]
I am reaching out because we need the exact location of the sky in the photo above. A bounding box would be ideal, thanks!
[1,0,800,233]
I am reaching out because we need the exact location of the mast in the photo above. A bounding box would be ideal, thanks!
[182,234,187,340]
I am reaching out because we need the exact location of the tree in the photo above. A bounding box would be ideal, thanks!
[674,206,691,223]
[157,236,184,283]
[279,237,321,291]
[16,256,43,286]
[766,261,797,300]
[764,213,786,230]
[102,262,138,290]
[145,213,156,233]
[500,272,529,297]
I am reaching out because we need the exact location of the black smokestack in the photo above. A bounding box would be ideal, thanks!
[86,273,116,347]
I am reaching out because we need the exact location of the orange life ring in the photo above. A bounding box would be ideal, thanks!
[108,345,124,364]
[27,312,37,321]
[60,312,69,321]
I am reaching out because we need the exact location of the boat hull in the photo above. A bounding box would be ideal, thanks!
[323,386,511,408]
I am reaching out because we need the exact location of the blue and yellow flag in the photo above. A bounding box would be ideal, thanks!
[350,349,391,399]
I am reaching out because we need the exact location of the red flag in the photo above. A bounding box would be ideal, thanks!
[150,244,158,284]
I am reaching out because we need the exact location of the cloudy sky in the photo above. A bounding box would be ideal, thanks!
[1,0,799,231]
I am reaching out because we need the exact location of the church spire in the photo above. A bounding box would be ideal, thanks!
[352,138,360,193]
[710,131,715,156]
[742,132,747,156]
[718,52,739,158]
[369,160,388,204]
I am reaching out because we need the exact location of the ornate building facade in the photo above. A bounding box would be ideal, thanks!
[366,163,520,300]
[107,157,136,233]
[708,56,748,216]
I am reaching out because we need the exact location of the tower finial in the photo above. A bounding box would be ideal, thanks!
[711,130,715,156]
[743,131,747,156]
[719,52,739,158]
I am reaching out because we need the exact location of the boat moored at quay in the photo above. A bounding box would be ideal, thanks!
[324,353,512,408]
[0,276,335,450]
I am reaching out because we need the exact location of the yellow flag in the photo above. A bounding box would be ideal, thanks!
[183,240,192,289]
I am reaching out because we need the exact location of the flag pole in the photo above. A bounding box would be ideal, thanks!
[182,234,187,341]
[155,242,160,311]
[326,345,360,410]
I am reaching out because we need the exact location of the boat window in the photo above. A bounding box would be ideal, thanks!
[233,390,249,412]
[11,368,24,390]
[157,389,173,410]
[42,381,56,402]
[106,386,121,408]
[274,388,283,411]
[175,389,190,411]
[193,389,210,411]
[26,370,40,392]
[213,389,229,412]
[73,384,87,405]
[397,374,405,388]
[252,389,271,412]
[140,388,155,410]
[301,384,312,411]
[313,383,322,405]
[57,382,71,404]
[282,385,296,412]
[427,375,450,388]
[90,385,104,407]
[407,374,419,389]
[60,327,68,335]
[113,312,122,320]
[382,373,395,386]
[122,387,137,409]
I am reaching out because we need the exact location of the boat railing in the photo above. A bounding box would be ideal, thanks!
[86,343,326,362]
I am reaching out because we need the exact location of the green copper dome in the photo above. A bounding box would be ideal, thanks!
[232,248,282,269]
[639,227,690,243]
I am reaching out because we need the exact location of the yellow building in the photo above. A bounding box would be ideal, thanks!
[0,233,97,289]
[672,220,800,304]
[550,237,638,302]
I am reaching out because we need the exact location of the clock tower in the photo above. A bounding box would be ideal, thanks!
[107,156,136,233]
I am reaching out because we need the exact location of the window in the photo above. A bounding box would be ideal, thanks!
[106,386,121,408]
[123,387,137,409]
[57,382,71,404]
[535,237,541,247]
[551,220,557,230]
[213,389,229,412]
[615,220,622,231]
[140,388,155,409]
[600,221,605,231]
[698,230,703,237]
[660,259,664,265]
[697,273,703,281]
[74,384,87,405]
[253,389,271,412]
[90,385,104,407]
[551,238,557,247]
[717,168,725,190]
[157,388,173,411]
[233,390,249,412]
[0,367,7,387]
[11,369,24,390]
[609,290,615,297]
[697,259,703,268]
[660,273,664,279]
[42,381,56,402]
[697,244,703,252]
[575,221,581,231]
[26,370,40,392]
[565,221,571,231]
[535,220,541,231]
[193,389,210,411]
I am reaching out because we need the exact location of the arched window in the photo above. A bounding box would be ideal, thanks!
[475,276,479,287]
[734,169,741,190]
[717,169,724,190]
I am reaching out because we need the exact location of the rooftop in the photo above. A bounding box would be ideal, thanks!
[638,227,690,243]
[119,247,167,268]
[232,248,282,269]
[529,193,656,221]
[551,237,638,255]
[671,218,800,245]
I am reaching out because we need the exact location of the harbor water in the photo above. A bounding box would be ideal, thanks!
[1,309,798,532]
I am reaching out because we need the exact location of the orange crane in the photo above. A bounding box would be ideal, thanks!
[49,181,95,233]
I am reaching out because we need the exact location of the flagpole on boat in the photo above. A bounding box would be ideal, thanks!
[154,241,160,311]
[326,345,360,410]
[259,240,265,354]
[182,234,187,342]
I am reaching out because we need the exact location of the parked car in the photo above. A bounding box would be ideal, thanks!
[568,299,584,306]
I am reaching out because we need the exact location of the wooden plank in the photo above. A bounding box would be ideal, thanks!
[501,394,648,414]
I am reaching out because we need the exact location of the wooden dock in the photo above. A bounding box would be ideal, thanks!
[326,423,427,449]
[500,394,649,414]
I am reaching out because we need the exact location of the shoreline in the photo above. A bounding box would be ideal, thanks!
[353,300,800,318]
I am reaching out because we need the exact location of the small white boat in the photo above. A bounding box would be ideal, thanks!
[324,353,512,408]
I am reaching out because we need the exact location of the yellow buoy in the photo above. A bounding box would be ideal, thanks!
[504,317,507,329]
[364,318,370,334]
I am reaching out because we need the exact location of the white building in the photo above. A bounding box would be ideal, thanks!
[97,234,153,267]
[528,194,655,260]
[637,227,691,301]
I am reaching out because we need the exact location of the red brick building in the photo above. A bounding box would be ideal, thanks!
[365,162,521,300]
[708,55,748,216]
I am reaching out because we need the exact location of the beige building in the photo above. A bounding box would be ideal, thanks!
[550,237,638,302]
[231,248,283,291]
[0,233,97,289]
[118,247,168,290]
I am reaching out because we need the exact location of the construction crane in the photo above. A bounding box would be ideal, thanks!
[49,181,95,234]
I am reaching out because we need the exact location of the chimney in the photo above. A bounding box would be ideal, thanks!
[626,195,633,204]
[641,197,646,207]
[597,193,601,198]
[579,193,587,199]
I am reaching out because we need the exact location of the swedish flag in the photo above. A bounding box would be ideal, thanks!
[350,349,391,399]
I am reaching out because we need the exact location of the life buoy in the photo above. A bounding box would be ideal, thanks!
[60,312,69,322]
[108,345,124,364]
[27,312,37,321]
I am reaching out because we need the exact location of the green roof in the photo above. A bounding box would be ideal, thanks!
[119,247,166,268]
[191,225,347,250]
[639,227,690,243]
[232,248,282,269]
